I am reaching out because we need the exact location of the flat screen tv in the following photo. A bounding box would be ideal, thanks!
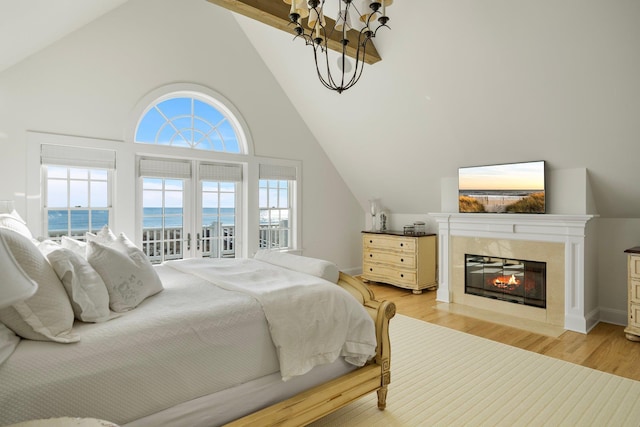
[458,160,545,213]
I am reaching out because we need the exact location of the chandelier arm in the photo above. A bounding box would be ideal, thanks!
[287,0,390,93]
[312,43,338,92]
[340,28,370,90]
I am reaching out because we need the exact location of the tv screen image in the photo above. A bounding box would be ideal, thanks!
[458,161,545,214]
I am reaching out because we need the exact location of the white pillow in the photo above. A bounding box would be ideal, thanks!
[37,239,62,256]
[61,236,88,259]
[87,233,163,312]
[0,323,20,366]
[86,225,117,245]
[47,247,111,323]
[253,250,340,283]
[0,209,33,239]
[0,228,78,343]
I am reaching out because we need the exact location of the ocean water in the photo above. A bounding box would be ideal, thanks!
[48,208,236,232]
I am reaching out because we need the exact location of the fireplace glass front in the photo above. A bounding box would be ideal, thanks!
[465,254,546,308]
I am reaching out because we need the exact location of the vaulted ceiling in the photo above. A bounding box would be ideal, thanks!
[3,0,640,218]
[0,0,129,73]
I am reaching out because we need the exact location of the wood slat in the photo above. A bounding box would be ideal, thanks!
[206,0,382,64]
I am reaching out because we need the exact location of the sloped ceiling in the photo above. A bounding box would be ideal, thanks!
[229,1,640,218]
[2,0,640,218]
[0,0,130,73]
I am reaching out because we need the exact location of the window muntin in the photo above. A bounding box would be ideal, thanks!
[259,179,292,250]
[135,96,241,153]
[44,166,111,241]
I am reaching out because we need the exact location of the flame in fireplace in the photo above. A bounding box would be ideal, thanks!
[493,274,520,291]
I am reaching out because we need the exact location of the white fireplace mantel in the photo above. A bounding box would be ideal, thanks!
[429,213,598,333]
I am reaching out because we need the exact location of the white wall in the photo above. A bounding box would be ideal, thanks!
[236,1,640,323]
[0,0,364,270]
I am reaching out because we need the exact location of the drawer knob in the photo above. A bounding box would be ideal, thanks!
[370,240,373,243]
[370,254,373,257]
[400,274,404,278]
[400,243,404,247]
[369,268,373,272]
[400,258,404,262]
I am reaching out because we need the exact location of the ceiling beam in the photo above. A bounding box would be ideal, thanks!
[206,0,382,65]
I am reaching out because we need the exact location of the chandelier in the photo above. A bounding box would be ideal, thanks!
[284,0,392,93]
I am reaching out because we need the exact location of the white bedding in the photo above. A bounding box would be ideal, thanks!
[165,258,377,380]
[0,265,277,425]
[0,259,377,426]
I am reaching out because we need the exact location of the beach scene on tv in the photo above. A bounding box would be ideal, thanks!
[458,161,545,213]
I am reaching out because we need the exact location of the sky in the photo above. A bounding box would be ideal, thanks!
[458,161,545,191]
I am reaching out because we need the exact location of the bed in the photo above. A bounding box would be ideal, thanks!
[0,222,395,427]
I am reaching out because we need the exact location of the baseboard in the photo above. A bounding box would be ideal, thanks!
[598,307,627,326]
[341,266,362,276]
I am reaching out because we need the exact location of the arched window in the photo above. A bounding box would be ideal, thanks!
[134,93,246,154]
[131,89,252,262]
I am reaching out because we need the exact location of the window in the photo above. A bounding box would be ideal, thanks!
[199,163,242,259]
[141,176,186,263]
[135,92,249,262]
[139,158,190,263]
[41,144,115,241]
[138,157,243,264]
[135,95,242,153]
[258,164,297,250]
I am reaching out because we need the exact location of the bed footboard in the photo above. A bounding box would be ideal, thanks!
[225,272,396,426]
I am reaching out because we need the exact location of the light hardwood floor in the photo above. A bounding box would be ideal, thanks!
[366,282,640,382]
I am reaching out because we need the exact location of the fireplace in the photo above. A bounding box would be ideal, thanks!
[465,254,546,309]
[430,213,597,333]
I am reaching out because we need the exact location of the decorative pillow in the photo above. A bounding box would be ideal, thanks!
[46,248,111,323]
[61,236,88,259]
[0,209,33,239]
[85,225,117,245]
[87,234,163,312]
[0,323,20,366]
[37,239,62,256]
[253,250,340,283]
[0,228,78,343]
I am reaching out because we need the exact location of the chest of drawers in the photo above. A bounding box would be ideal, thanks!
[624,247,640,341]
[361,232,437,294]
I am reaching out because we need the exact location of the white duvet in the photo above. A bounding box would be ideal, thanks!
[165,258,377,380]
[0,258,377,426]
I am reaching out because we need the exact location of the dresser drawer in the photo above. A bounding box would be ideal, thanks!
[630,255,640,279]
[631,280,640,304]
[363,251,416,268]
[363,262,417,286]
[363,235,415,252]
[630,303,640,328]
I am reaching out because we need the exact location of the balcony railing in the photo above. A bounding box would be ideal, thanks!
[51,221,290,265]
[258,223,290,250]
[142,224,236,264]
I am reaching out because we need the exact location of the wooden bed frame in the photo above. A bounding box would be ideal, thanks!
[226,272,396,426]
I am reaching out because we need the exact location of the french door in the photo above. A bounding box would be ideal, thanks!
[139,158,241,263]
